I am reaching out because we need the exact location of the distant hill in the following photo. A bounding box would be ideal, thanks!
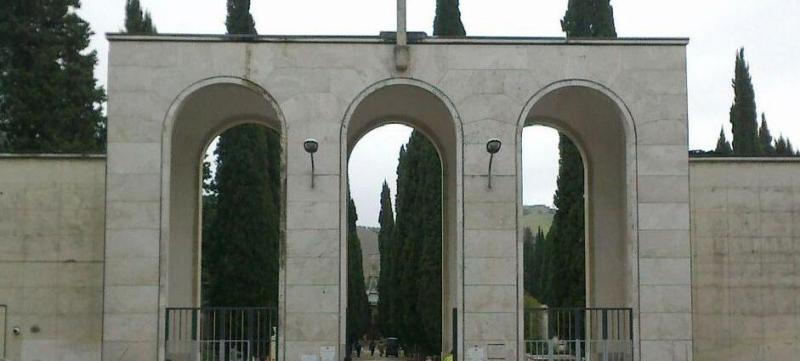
[357,226,380,290]
[522,205,555,234]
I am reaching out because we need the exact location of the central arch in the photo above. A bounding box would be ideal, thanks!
[339,78,464,358]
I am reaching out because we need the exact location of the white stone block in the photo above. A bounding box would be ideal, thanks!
[639,203,690,230]
[465,285,516,313]
[464,201,515,230]
[464,230,517,258]
[640,258,691,285]
[287,201,339,230]
[640,312,692,341]
[465,258,516,285]
[638,146,688,176]
[639,175,689,203]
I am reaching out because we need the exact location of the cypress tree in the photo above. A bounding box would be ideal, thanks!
[0,0,106,153]
[124,0,157,34]
[757,114,774,155]
[729,48,759,156]
[561,0,617,38]
[542,135,586,307]
[391,131,443,355]
[522,227,535,296]
[203,0,282,309]
[377,181,395,336]
[226,0,256,34]
[347,194,370,344]
[434,0,466,36]
[714,127,733,155]
[532,227,545,298]
[204,124,279,307]
[414,134,443,354]
[775,136,789,156]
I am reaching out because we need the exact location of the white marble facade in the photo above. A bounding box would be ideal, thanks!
[103,35,692,361]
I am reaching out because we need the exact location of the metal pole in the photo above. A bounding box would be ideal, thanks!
[488,153,495,189]
[452,308,458,361]
[397,0,407,46]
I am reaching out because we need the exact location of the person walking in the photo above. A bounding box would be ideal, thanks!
[369,339,376,357]
[355,339,362,358]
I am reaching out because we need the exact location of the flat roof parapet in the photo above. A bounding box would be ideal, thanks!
[106,33,689,46]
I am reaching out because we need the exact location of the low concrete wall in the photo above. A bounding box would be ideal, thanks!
[0,155,105,361]
[690,158,800,361]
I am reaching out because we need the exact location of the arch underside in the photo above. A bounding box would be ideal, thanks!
[518,83,637,353]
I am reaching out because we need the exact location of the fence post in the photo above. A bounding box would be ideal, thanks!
[453,308,458,361]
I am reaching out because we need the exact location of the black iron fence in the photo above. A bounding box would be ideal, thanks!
[165,307,277,361]
[523,308,633,361]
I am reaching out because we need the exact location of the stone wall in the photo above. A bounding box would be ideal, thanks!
[0,155,106,361]
[690,158,800,361]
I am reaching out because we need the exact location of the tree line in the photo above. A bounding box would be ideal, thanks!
[706,49,799,157]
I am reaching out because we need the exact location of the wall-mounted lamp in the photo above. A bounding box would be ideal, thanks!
[304,139,319,188]
[486,138,502,189]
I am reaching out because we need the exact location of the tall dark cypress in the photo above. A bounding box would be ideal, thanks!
[434,0,466,36]
[757,113,774,155]
[347,194,370,344]
[729,48,759,156]
[226,0,256,34]
[522,227,535,296]
[124,0,157,34]
[542,135,586,307]
[203,0,281,309]
[377,181,395,336]
[561,0,617,38]
[390,131,443,355]
[204,125,280,307]
[0,0,106,153]
[714,127,733,156]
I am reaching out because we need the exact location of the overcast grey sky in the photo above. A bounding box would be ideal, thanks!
[80,0,800,226]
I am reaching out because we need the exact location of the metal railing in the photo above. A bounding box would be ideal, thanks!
[523,308,633,361]
[165,307,277,361]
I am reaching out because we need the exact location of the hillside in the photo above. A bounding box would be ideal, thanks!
[521,205,555,234]
[357,226,380,289]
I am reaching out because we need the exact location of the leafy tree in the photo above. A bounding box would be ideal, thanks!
[714,127,733,155]
[757,114,774,155]
[347,194,371,344]
[0,0,106,153]
[124,0,157,34]
[729,48,759,156]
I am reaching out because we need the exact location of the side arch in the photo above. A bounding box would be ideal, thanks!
[338,77,465,359]
[514,79,640,360]
[158,76,288,360]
